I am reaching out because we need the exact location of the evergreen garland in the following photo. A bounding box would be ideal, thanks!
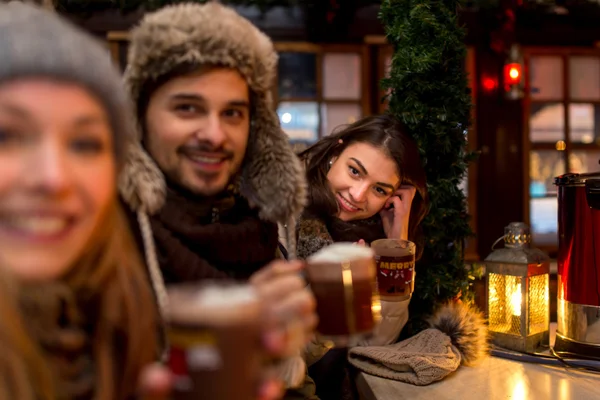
[379,0,478,335]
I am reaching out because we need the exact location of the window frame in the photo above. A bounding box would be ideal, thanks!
[273,42,370,141]
[105,35,371,143]
[106,31,129,70]
[523,47,600,255]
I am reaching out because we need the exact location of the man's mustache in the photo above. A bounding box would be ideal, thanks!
[178,144,234,159]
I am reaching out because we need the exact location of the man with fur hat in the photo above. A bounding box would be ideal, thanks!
[119,2,317,398]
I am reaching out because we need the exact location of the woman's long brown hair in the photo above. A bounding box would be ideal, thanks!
[299,114,429,258]
[0,200,158,400]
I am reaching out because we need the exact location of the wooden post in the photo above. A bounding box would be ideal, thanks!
[41,0,55,11]
[18,0,55,11]
[3,0,56,11]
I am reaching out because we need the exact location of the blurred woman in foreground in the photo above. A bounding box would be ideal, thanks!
[0,3,157,398]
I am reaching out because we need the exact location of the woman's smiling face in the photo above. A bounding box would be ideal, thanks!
[0,79,116,281]
[326,142,400,221]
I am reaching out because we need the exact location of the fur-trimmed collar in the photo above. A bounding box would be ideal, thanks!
[296,217,335,261]
[297,214,386,260]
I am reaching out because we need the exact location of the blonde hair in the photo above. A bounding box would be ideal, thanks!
[0,202,158,400]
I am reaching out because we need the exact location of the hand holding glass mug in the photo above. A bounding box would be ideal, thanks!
[137,361,284,400]
[249,260,317,356]
[139,260,316,400]
[165,283,264,400]
[304,237,417,349]
[306,243,382,347]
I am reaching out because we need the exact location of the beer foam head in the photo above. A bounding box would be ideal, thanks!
[309,243,374,263]
[371,239,415,257]
[167,283,260,325]
[307,242,375,281]
[193,285,256,306]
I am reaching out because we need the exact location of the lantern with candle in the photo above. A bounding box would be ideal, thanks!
[485,222,550,353]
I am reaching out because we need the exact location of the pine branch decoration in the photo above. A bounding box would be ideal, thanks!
[379,0,476,335]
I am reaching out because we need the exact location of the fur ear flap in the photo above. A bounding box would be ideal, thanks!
[119,143,166,215]
[428,301,489,366]
[238,90,306,224]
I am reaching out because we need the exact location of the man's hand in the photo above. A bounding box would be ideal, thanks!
[138,363,285,400]
[138,364,171,400]
[138,260,317,400]
[250,260,317,356]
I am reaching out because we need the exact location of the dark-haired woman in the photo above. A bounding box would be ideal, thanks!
[284,114,429,400]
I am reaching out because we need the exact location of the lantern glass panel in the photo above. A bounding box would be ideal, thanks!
[488,273,522,336]
[528,274,550,336]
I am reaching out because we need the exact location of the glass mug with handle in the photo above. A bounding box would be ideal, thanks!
[306,243,382,347]
[166,282,263,400]
[370,239,416,302]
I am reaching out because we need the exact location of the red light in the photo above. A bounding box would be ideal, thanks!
[482,76,498,92]
[168,347,188,377]
[504,63,522,86]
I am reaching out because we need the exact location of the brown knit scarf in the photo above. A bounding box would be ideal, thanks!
[296,212,386,260]
[150,184,279,283]
[19,282,95,400]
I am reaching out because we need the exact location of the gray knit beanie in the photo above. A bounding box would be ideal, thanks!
[348,302,489,386]
[0,1,135,168]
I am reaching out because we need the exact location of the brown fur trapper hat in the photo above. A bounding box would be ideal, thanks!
[119,2,307,234]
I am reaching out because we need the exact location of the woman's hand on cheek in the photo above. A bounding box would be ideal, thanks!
[380,185,417,240]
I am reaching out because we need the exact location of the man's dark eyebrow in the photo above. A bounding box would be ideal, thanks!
[170,93,250,109]
[0,103,29,118]
[350,157,396,191]
[170,93,205,102]
[227,100,250,109]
